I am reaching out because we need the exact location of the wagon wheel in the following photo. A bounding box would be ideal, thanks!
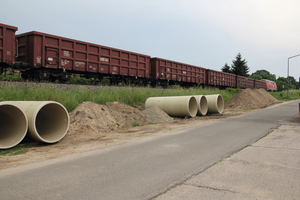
[162,82,169,88]
[124,78,132,85]
[31,72,41,81]
[59,73,71,83]
[137,79,144,86]
[21,72,29,80]
[153,81,161,87]
[49,75,57,82]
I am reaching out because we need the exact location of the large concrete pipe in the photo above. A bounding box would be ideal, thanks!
[145,96,198,118]
[205,94,224,114]
[193,95,208,116]
[5,101,69,143]
[0,102,28,149]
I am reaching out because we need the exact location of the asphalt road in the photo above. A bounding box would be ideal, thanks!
[0,101,298,200]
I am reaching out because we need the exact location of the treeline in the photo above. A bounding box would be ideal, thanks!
[222,53,298,91]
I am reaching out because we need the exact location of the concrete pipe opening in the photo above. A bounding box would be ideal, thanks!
[5,101,70,143]
[34,102,69,143]
[0,103,28,149]
[188,97,198,117]
[193,95,208,116]
[145,96,198,118]
[205,94,224,114]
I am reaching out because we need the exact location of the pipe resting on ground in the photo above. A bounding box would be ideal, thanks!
[0,102,28,149]
[145,96,198,118]
[4,101,70,143]
[205,94,224,114]
[193,95,208,116]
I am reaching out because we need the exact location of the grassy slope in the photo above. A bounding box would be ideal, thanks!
[0,83,238,112]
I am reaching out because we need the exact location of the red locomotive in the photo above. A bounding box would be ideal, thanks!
[1,23,267,89]
[263,79,277,92]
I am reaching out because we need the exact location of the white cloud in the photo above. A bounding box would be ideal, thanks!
[175,0,300,51]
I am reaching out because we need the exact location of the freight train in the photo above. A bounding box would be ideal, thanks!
[0,23,269,89]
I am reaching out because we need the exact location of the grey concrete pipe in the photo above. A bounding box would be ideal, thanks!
[193,95,208,116]
[5,101,70,143]
[145,96,198,118]
[205,94,224,114]
[0,102,28,149]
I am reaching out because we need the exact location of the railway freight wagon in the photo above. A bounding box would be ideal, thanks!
[0,23,18,74]
[246,77,255,89]
[236,76,257,89]
[236,75,247,88]
[206,69,236,88]
[150,57,206,87]
[254,79,267,90]
[16,31,151,84]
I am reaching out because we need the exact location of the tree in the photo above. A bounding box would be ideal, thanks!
[288,76,296,85]
[231,53,250,77]
[287,76,299,90]
[249,74,262,80]
[250,69,276,81]
[276,77,288,92]
[221,63,231,73]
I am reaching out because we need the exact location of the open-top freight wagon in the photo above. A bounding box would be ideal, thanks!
[0,22,269,90]
[0,23,18,74]
[206,69,236,88]
[150,57,206,87]
[16,31,151,84]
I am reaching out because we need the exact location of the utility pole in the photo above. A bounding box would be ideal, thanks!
[287,54,300,98]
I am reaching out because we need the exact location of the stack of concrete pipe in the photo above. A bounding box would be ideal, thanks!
[145,94,224,118]
[0,101,70,149]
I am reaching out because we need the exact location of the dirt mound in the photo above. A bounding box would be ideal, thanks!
[143,105,174,123]
[69,102,148,137]
[225,88,279,110]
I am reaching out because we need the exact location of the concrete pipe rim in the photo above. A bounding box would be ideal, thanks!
[0,103,28,149]
[199,95,208,115]
[188,96,198,118]
[216,95,224,114]
[32,101,70,143]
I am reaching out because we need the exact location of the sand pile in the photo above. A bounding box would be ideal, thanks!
[69,102,147,136]
[225,88,279,110]
[68,102,173,137]
[143,105,174,123]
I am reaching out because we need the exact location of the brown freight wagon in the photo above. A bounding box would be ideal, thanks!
[16,31,151,83]
[236,75,247,88]
[150,57,206,87]
[0,23,18,74]
[206,69,236,88]
[246,77,255,89]
[254,79,267,90]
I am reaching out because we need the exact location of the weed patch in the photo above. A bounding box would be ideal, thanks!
[0,144,33,156]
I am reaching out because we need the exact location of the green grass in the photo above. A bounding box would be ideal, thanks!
[0,144,33,156]
[269,90,300,101]
[241,108,257,112]
[132,122,141,127]
[0,73,23,81]
[149,122,159,125]
[0,83,238,112]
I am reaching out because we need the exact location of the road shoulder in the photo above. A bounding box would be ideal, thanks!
[154,115,300,200]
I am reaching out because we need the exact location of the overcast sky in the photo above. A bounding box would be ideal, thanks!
[2,0,300,80]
